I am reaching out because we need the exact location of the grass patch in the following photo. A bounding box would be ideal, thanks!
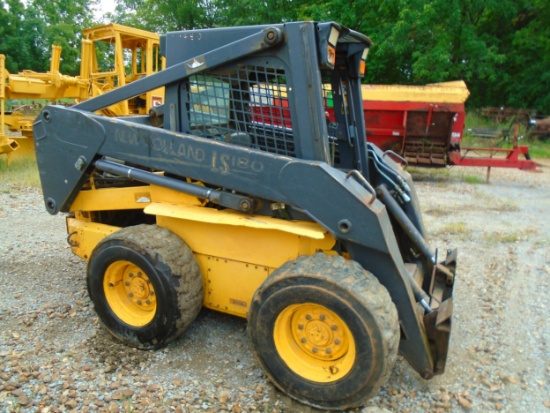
[473,137,550,159]
[463,175,485,184]
[490,202,520,213]
[432,221,472,239]
[409,166,486,185]
[465,111,495,130]
[424,206,450,217]
[483,228,538,244]
[408,166,452,182]
[464,111,550,159]
[0,155,41,189]
[441,222,470,234]
[484,231,522,243]
[524,140,550,159]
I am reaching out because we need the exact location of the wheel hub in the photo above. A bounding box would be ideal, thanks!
[293,307,347,360]
[104,261,156,326]
[274,302,356,383]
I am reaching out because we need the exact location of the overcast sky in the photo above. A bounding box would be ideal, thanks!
[95,0,117,19]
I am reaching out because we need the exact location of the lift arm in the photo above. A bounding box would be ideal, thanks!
[74,27,284,113]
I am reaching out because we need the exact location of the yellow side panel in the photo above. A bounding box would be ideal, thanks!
[199,255,272,318]
[66,218,119,261]
[70,184,202,212]
[71,186,152,212]
[156,213,335,317]
[156,214,335,269]
[146,202,329,240]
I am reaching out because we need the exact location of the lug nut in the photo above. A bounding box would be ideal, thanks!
[137,272,142,277]
[312,347,318,353]
[326,348,332,354]
[137,300,142,305]
[125,281,130,286]
[320,314,325,321]
[145,299,151,305]
[331,325,337,331]
[298,324,304,330]
[128,292,133,297]
[334,339,340,345]
[150,291,155,296]
[301,338,307,343]
[306,314,312,321]
[129,273,134,278]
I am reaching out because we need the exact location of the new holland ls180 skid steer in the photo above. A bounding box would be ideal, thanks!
[33,21,456,410]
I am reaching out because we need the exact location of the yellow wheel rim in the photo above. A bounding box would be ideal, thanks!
[274,303,356,382]
[103,260,157,327]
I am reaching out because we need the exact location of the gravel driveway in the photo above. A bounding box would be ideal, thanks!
[1,161,549,412]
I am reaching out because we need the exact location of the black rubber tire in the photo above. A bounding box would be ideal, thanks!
[87,224,203,349]
[248,253,399,410]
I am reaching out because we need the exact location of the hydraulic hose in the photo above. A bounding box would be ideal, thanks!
[376,183,434,312]
[367,145,411,202]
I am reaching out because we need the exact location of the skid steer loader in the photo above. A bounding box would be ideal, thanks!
[33,21,456,410]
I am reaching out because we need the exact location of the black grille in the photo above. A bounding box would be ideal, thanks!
[186,65,296,157]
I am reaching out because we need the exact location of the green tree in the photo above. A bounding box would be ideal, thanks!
[502,0,550,112]
[1,0,94,75]
[215,0,305,26]
[110,0,217,32]
[94,0,550,112]
[23,0,94,74]
[0,0,34,72]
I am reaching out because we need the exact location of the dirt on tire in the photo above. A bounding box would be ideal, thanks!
[87,224,203,349]
[247,253,399,410]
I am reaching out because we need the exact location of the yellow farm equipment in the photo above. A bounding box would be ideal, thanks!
[0,24,164,161]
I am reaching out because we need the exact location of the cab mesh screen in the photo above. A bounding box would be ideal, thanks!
[186,65,296,157]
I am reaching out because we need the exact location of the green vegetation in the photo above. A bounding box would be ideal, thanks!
[463,111,550,159]
[433,221,472,240]
[0,156,41,188]
[1,0,549,113]
[483,227,538,244]
[408,167,453,182]
[524,140,550,159]
[0,0,93,75]
[408,166,486,184]
[461,128,550,160]
[5,98,75,112]
[463,175,486,184]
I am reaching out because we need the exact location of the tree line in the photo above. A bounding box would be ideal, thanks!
[1,0,549,113]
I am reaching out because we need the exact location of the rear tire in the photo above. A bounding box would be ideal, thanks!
[87,224,203,349]
[248,253,399,410]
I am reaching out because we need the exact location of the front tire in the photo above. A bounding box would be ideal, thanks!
[248,253,399,410]
[87,224,203,349]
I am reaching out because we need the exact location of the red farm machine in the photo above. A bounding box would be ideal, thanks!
[250,80,537,173]
[361,81,538,171]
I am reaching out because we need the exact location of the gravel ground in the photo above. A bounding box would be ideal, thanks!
[0,161,549,413]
